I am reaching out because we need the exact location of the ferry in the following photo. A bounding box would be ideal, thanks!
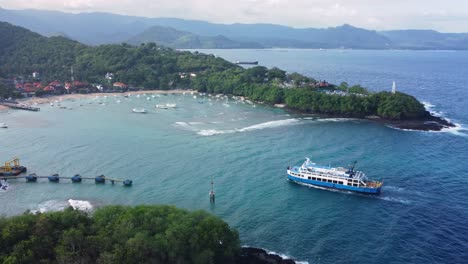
[287,158,383,194]
[235,60,258,65]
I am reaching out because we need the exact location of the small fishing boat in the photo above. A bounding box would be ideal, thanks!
[132,108,147,113]
[155,104,168,109]
[0,123,8,128]
[287,158,383,194]
[166,103,177,108]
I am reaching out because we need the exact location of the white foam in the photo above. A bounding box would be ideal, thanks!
[237,119,300,132]
[188,122,204,125]
[197,129,235,136]
[32,199,93,214]
[197,119,301,136]
[379,196,411,205]
[68,199,93,212]
[315,118,358,122]
[33,200,69,213]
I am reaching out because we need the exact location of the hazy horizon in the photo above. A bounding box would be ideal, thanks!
[1,0,468,33]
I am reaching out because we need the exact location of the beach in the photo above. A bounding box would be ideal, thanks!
[19,89,197,105]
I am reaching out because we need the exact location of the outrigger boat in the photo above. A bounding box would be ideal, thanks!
[287,158,383,194]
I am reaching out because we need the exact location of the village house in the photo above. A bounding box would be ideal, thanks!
[113,82,128,91]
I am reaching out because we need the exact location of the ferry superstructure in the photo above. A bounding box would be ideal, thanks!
[287,158,383,194]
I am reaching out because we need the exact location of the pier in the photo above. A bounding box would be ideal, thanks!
[1,173,132,186]
[0,100,40,111]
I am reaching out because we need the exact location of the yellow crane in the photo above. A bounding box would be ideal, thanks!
[3,157,20,172]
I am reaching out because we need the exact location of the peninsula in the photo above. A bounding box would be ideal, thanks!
[0,22,454,131]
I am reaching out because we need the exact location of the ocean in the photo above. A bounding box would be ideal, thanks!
[1,49,468,263]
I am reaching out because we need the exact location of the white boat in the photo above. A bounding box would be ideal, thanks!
[287,158,383,194]
[0,123,8,128]
[132,108,147,113]
[155,104,168,109]
[50,103,54,106]
[116,100,122,103]
[166,103,177,108]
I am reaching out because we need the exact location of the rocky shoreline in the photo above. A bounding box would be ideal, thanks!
[238,247,297,264]
[290,110,454,132]
[366,111,455,131]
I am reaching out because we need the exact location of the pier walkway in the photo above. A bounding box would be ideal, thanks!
[1,174,132,186]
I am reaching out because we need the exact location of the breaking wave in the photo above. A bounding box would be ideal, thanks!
[197,119,301,136]
[32,199,93,214]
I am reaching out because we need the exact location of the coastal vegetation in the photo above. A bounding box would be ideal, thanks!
[0,22,430,121]
[0,205,240,264]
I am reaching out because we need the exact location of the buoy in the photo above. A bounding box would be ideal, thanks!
[25,173,37,182]
[71,174,82,183]
[48,174,59,182]
[209,177,215,203]
[123,180,132,186]
[95,175,105,184]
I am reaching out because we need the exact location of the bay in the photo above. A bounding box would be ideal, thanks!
[1,49,467,263]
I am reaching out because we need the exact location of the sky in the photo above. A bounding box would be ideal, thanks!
[1,0,468,32]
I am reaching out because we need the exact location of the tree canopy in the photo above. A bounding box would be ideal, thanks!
[0,205,240,264]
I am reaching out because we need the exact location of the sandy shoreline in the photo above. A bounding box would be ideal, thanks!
[18,89,197,105]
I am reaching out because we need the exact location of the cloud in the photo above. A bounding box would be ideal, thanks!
[1,0,468,32]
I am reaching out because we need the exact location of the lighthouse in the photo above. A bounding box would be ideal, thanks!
[392,81,396,94]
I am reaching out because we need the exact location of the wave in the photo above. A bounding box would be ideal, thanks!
[241,246,309,264]
[197,129,235,136]
[237,119,300,132]
[197,119,301,136]
[31,199,93,214]
[378,196,411,205]
[315,118,359,122]
[383,185,405,192]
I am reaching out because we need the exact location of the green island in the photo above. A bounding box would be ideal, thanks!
[0,22,453,131]
[0,205,291,264]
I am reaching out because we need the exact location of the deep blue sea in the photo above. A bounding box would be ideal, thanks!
[1,49,468,264]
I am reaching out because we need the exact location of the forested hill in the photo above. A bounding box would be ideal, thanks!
[0,22,449,128]
[127,25,263,49]
[0,21,237,87]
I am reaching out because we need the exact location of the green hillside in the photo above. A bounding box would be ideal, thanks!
[0,21,429,121]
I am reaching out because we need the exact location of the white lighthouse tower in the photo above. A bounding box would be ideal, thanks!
[392,81,396,94]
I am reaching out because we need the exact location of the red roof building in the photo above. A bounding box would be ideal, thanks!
[113,82,128,88]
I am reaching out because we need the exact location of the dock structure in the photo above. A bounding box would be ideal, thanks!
[0,101,40,111]
[0,157,27,176]
[1,173,132,186]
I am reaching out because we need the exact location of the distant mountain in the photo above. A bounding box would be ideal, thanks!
[380,30,468,50]
[127,25,263,49]
[1,8,468,49]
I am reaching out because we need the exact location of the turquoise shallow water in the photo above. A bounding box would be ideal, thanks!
[1,50,468,263]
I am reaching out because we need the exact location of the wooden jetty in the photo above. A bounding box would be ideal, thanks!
[0,101,40,111]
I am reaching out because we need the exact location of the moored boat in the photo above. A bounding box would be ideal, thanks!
[0,123,7,128]
[155,104,168,109]
[287,158,383,194]
[132,108,147,113]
